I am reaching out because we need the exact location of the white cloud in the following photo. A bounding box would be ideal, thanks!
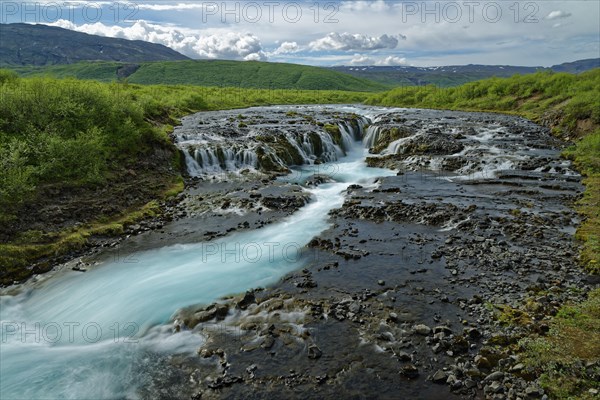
[377,56,407,66]
[309,32,399,51]
[349,54,406,66]
[273,41,300,54]
[48,20,265,61]
[194,32,265,60]
[546,11,572,20]
[244,52,266,61]
[350,54,375,65]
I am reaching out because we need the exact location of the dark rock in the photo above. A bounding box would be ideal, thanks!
[525,385,543,397]
[236,291,256,310]
[484,371,504,382]
[400,364,419,379]
[308,344,322,359]
[432,370,447,383]
[467,327,482,339]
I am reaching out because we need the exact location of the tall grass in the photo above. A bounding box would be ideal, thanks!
[367,69,600,136]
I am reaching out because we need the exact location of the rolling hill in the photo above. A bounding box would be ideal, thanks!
[0,23,189,65]
[7,60,389,91]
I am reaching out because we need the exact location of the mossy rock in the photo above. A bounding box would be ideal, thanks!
[371,126,413,153]
[308,132,324,156]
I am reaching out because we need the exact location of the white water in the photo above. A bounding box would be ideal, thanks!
[0,116,395,399]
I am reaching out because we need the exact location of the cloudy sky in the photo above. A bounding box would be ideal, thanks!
[2,1,599,66]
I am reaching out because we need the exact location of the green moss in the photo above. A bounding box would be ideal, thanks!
[520,289,600,399]
[323,124,340,136]
[163,176,184,199]
[369,127,412,153]
[270,136,304,166]
[494,304,532,326]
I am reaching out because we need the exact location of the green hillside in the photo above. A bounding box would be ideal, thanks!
[9,60,389,91]
[10,62,125,81]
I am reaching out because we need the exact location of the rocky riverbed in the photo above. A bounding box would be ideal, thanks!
[4,106,597,399]
[161,107,595,399]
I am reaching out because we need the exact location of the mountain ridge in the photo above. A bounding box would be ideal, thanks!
[330,59,600,87]
[0,23,189,65]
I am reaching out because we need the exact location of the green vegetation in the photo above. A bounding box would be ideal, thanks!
[367,70,599,133]
[521,289,600,399]
[9,62,125,82]
[564,132,600,274]
[9,60,389,92]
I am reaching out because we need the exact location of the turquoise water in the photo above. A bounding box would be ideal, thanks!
[0,122,395,399]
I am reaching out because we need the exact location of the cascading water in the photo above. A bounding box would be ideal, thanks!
[179,113,363,177]
[0,107,396,399]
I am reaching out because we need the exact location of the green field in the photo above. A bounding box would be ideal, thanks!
[9,60,389,91]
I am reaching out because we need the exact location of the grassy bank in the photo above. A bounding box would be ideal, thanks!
[368,70,600,398]
[0,70,370,284]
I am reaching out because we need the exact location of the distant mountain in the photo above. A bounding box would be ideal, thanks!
[330,59,600,87]
[0,23,189,66]
[550,58,600,74]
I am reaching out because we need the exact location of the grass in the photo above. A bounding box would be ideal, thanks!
[564,132,600,273]
[520,289,600,399]
[366,70,600,137]
[9,62,124,81]
[8,60,389,92]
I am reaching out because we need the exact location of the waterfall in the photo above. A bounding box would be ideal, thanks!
[185,145,261,175]
[338,123,356,152]
[363,125,383,149]
[285,133,312,164]
[181,115,373,177]
[183,150,202,175]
